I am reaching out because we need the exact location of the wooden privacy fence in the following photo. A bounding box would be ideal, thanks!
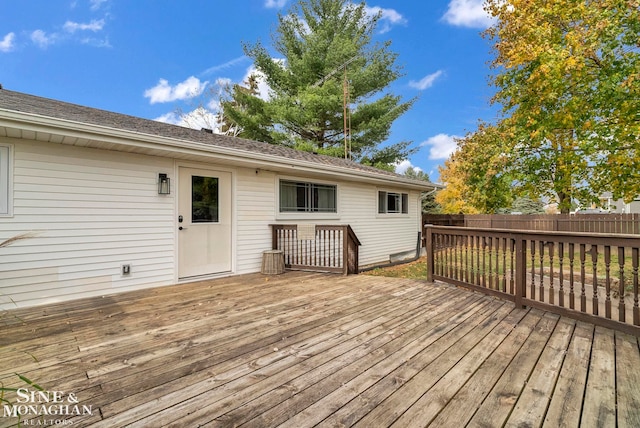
[271,224,361,275]
[425,226,640,336]
[423,214,640,234]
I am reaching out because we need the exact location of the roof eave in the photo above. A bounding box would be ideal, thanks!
[0,108,439,191]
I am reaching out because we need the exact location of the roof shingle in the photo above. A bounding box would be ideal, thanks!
[0,89,437,187]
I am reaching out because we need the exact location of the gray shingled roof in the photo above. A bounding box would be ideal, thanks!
[0,89,438,187]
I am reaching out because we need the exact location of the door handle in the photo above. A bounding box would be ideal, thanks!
[179,226,188,231]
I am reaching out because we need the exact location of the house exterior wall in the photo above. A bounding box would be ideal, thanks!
[1,139,422,309]
[607,198,640,214]
[0,139,176,309]
[234,171,422,273]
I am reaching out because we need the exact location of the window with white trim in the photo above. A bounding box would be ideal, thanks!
[378,191,408,214]
[0,144,11,216]
[279,180,337,213]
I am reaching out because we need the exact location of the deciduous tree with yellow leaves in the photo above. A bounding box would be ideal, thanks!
[439,0,639,214]
[436,122,514,213]
[486,0,639,213]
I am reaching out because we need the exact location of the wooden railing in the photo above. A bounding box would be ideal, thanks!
[423,214,640,234]
[425,226,640,336]
[271,224,361,275]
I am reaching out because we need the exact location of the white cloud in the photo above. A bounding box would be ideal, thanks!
[365,6,407,33]
[0,32,15,52]
[442,0,494,29]
[90,0,109,10]
[421,133,460,160]
[394,160,423,175]
[80,36,111,48]
[144,76,208,104]
[30,30,55,49]
[202,56,247,76]
[265,0,287,8]
[409,70,444,90]
[154,112,181,125]
[63,19,105,33]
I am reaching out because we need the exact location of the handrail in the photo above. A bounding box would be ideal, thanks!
[270,224,361,275]
[426,226,640,336]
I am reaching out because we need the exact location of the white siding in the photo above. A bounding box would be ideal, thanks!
[0,140,175,309]
[339,183,421,267]
[235,168,277,274]
[1,140,423,310]
[234,172,422,273]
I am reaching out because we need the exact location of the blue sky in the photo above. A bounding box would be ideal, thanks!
[0,0,500,182]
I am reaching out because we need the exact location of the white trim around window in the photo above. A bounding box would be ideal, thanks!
[377,189,409,216]
[0,143,13,217]
[275,176,340,220]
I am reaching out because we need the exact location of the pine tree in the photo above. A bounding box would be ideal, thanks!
[223,0,416,168]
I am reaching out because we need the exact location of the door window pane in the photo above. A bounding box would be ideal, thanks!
[192,176,219,222]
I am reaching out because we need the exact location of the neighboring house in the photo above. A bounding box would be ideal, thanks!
[0,89,438,309]
[600,192,640,214]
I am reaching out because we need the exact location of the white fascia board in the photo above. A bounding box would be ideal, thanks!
[0,109,438,191]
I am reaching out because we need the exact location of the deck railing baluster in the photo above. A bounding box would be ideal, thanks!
[510,238,515,294]
[270,225,359,274]
[470,235,476,284]
[501,237,507,292]
[425,225,640,336]
[570,243,576,310]
[464,235,470,283]
[454,235,459,281]
[633,248,639,325]
[488,237,493,289]
[482,237,487,288]
[605,245,611,319]
[549,242,555,305]
[476,235,481,286]
[530,240,536,300]
[618,247,626,323]
[559,242,565,307]
[539,240,545,302]
[591,244,599,316]
[580,244,587,312]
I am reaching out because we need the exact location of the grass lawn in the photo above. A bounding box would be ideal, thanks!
[362,257,427,280]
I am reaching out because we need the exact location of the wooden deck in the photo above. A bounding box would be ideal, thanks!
[1,272,639,427]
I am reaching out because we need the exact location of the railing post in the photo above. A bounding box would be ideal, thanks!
[514,235,527,309]
[271,225,278,250]
[342,226,348,275]
[426,225,434,282]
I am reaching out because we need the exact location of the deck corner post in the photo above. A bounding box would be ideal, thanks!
[342,226,349,275]
[426,225,434,282]
[271,224,278,250]
[514,235,527,309]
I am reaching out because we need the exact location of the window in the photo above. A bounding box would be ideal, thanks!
[192,176,219,222]
[279,180,337,213]
[378,191,408,214]
[0,144,11,216]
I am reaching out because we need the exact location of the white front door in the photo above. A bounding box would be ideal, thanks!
[178,167,232,279]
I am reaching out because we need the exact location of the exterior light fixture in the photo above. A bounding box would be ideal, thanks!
[158,173,170,195]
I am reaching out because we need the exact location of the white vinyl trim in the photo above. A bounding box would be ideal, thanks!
[0,143,13,216]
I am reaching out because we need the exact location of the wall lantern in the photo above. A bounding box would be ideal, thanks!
[158,173,171,195]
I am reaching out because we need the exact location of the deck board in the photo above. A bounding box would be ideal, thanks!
[1,271,638,427]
